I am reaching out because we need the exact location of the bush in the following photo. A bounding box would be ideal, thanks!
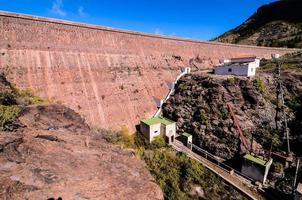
[107,130,247,200]
[102,126,134,148]
[0,91,17,105]
[273,162,284,174]
[219,105,230,120]
[0,105,21,130]
[150,136,167,149]
[253,128,281,149]
[254,78,266,94]
[14,88,45,105]
[285,97,301,112]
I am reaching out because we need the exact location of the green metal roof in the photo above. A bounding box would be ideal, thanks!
[182,132,192,138]
[141,117,175,126]
[244,154,267,166]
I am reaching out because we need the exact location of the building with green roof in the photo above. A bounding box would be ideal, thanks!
[140,116,176,144]
[180,132,192,149]
[241,153,273,184]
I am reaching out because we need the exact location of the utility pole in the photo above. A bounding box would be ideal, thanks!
[273,54,291,154]
[293,158,300,194]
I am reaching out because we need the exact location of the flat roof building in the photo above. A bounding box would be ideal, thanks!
[241,154,273,184]
[140,116,176,144]
[180,132,193,149]
[214,56,260,77]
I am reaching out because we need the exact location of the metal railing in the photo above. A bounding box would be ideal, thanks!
[174,140,255,183]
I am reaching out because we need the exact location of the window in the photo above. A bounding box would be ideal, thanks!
[154,130,158,133]
[228,68,232,72]
[251,67,254,72]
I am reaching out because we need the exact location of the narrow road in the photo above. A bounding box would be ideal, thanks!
[172,140,265,200]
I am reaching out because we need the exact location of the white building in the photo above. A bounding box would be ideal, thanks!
[214,56,260,77]
[181,67,191,74]
[140,116,176,144]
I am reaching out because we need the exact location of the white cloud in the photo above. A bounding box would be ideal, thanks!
[50,0,66,17]
[78,6,87,17]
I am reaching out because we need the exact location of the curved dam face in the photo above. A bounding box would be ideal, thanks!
[0,12,298,132]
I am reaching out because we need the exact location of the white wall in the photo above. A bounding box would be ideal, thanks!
[140,122,161,142]
[247,64,256,76]
[214,64,249,76]
[214,58,259,77]
[149,123,162,142]
[214,64,257,77]
[263,159,273,184]
[164,123,176,144]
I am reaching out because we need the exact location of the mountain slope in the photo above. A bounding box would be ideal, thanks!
[213,0,302,48]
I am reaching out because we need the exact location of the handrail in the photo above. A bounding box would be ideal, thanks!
[189,142,254,182]
[172,141,260,200]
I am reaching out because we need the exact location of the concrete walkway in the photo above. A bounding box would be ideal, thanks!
[172,140,265,200]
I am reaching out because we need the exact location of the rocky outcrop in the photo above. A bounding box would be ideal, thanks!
[0,12,296,132]
[162,72,302,160]
[0,75,163,200]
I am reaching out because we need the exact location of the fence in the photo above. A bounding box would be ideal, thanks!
[188,142,255,183]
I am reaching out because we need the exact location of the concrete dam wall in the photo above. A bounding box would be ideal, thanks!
[0,12,298,131]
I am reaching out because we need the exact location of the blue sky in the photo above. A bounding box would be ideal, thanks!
[0,0,277,40]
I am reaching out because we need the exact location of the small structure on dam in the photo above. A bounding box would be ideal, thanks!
[140,117,176,144]
[241,154,273,184]
[214,56,260,77]
[180,132,193,149]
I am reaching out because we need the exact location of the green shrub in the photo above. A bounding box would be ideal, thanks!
[253,128,281,149]
[0,105,21,130]
[254,78,266,94]
[0,91,17,105]
[219,106,230,120]
[150,136,167,149]
[107,131,247,199]
[226,77,235,84]
[199,111,208,122]
[285,97,301,111]
[14,88,45,105]
[273,162,284,174]
[102,126,135,148]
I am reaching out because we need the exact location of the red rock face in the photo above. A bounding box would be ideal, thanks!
[0,12,298,132]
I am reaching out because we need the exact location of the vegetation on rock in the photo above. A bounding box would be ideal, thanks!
[104,130,248,200]
[0,74,49,130]
[0,105,21,130]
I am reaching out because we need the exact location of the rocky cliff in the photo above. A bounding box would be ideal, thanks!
[0,12,297,132]
[0,75,163,200]
[162,59,302,160]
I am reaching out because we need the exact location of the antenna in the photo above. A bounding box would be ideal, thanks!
[293,158,300,194]
[274,56,291,154]
[269,139,273,160]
